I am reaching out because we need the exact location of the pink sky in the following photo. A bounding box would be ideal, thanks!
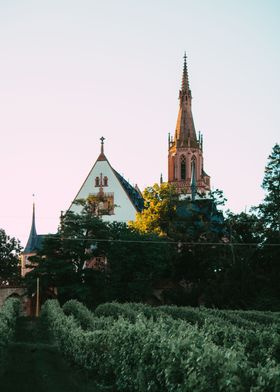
[0,0,279,246]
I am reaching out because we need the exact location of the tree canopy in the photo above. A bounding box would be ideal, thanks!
[0,229,21,285]
[24,144,280,310]
[25,203,172,307]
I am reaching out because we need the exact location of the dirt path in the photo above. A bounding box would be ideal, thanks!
[0,317,106,392]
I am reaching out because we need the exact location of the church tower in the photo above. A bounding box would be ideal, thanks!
[168,54,210,197]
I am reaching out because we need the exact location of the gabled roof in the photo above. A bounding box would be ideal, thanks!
[113,170,144,212]
[68,139,144,215]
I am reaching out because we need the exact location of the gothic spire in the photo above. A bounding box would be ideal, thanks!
[175,53,198,146]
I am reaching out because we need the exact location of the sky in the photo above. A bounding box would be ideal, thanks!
[0,0,279,246]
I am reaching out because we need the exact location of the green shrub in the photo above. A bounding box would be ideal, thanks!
[41,300,280,391]
[0,297,20,366]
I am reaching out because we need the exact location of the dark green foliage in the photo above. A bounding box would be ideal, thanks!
[0,298,20,367]
[25,144,280,311]
[0,229,22,285]
[259,143,280,235]
[42,300,280,391]
[25,207,172,308]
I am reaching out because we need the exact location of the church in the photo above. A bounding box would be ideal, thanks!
[68,136,144,221]
[168,53,210,197]
[21,54,212,275]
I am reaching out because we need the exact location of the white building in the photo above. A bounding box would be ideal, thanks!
[68,137,143,222]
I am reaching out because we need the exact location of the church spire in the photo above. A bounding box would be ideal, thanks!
[168,55,211,195]
[23,199,38,253]
[175,53,197,146]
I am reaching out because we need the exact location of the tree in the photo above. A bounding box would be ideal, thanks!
[0,229,22,285]
[25,209,111,305]
[129,183,179,237]
[251,143,280,309]
[130,183,230,306]
[25,201,172,307]
[258,143,280,239]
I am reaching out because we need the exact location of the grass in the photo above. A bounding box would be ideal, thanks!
[0,317,110,392]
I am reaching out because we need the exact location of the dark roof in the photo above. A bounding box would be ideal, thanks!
[23,234,47,254]
[113,170,144,212]
[23,204,49,254]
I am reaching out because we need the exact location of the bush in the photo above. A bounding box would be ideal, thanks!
[42,300,280,391]
[0,297,20,366]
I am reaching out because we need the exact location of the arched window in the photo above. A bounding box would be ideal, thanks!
[104,176,108,186]
[180,155,186,180]
[95,177,99,187]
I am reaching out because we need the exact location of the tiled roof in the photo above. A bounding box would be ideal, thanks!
[114,170,144,212]
[23,234,46,254]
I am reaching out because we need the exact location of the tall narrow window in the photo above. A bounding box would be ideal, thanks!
[95,177,100,187]
[104,176,108,186]
[180,155,186,180]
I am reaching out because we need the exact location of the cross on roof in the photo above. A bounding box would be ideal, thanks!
[100,136,105,153]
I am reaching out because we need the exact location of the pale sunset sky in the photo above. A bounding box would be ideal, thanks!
[0,0,279,246]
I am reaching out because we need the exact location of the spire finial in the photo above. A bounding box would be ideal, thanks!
[100,136,105,154]
[181,51,189,92]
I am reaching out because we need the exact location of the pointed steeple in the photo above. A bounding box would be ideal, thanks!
[23,201,38,253]
[175,53,198,147]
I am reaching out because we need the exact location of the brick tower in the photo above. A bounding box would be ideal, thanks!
[168,54,210,198]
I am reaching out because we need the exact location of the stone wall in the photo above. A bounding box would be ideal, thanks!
[0,286,26,307]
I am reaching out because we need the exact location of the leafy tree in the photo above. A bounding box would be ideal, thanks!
[25,201,172,307]
[130,184,230,306]
[258,143,280,239]
[0,229,22,285]
[25,209,110,304]
[129,183,179,237]
[209,188,228,207]
[251,143,280,309]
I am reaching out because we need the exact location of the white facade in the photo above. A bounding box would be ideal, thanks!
[68,156,141,223]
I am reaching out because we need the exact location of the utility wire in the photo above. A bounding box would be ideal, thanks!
[42,235,280,247]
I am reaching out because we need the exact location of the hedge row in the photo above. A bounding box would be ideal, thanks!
[95,302,280,366]
[42,299,280,391]
[63,299,113,330]
[0,298,20,366]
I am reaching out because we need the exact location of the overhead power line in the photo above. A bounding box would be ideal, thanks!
[42,235,280,247]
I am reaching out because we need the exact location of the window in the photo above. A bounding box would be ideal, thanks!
[180,155,186,180]
[95,177,99,187]
[104,176,108,186]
